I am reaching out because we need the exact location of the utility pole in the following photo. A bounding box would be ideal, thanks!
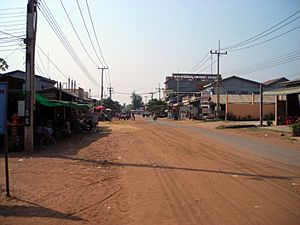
[144,95,148,111]
[149,92,155,100]
[210,40,227,119]
[107,86,114,99]
[98,67,108,105]
[260,83,263,126]
[24,0,37,152]
[156,83,161,100]
[176,78,179,104]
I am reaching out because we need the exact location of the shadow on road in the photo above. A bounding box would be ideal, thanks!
[60,155,299,181]
[3,126,112,158]
[0,197,84,221]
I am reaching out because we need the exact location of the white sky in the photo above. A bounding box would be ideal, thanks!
[1,0,300,104]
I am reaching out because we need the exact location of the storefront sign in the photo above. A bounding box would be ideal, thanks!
[0,82,8,135]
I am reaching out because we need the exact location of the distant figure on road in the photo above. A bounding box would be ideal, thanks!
[153,113,158,121]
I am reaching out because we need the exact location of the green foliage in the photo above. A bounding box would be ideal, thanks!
[290,119,300,129]
[147,98,167,114]
[131,91,143,110]
[0,58,9,71]
[102,98,122,112]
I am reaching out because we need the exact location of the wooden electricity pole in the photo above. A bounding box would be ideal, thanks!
[24,0,37,152]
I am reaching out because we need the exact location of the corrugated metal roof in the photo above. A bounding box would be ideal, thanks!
[263,86,300,95]
[211,94,275,104]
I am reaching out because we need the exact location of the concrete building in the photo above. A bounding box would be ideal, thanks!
[164,73,218,101]
[202,75,261,95]
[264,78,300,125]
[263,77,289,91]
[1,70,57,91]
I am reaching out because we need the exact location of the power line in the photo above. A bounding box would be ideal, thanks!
[199,58,218,73]
[0,19,25,24]
[36,49,48,77]
[0,15,26,19]
[0,22,25,26]
[0,43,21,48]
[37,45,68,80]
[0,12,25,16]
[38,1,99,87]
[76,0,105,67]
[188,52,210,73]
[35,62,49,78]
[229,25,300,52]
[4,47,20,59]
[0,28,25,32]
[0,30,24,38]
[85,0,108,67]
[0,46,24,52]
[223,50,300,75]
[59,0,99,68]
[0,7,25,11]
[223,9,300,50]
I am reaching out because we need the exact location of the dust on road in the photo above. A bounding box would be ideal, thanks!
[1,117,300,225]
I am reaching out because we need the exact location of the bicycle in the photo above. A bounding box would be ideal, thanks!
[35,126,56,149]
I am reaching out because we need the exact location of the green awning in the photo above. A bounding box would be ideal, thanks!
[35,93,91,109]
[35,93,63,107]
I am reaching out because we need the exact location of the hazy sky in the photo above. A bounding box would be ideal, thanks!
[1,0,300,104]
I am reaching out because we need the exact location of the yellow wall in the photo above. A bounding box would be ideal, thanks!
[227,103,275,120]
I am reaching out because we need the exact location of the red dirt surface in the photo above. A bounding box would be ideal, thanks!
[1,117,300,225]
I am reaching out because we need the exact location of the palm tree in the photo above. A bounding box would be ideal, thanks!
[0,58,9,71]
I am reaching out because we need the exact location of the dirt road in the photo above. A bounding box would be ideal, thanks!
[1,117,300,225]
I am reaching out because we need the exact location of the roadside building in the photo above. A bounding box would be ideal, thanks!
[202,75,261,95]
[1,70,57,91]
[263,77,289,91]
[164,73,218,118]
[212,94,275,121]
[200,75,263,119]
[264,78,300,125]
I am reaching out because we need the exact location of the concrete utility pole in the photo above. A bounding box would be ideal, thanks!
[157,83,161,100]
[210,40,227,119]
[144,95,148,111]
[98,67,108,105]
[107,86,114,99]
[24,0,37,152]
[149,92,155,100]
[176,78,179,104]
[260,83,263,126]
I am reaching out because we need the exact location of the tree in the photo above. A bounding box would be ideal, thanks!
[147,98,168,115]
[0,58,9,71]
[131,91,143,110]
[102,98,122,112]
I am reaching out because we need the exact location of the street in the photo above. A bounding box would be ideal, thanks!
[1,117,300,225]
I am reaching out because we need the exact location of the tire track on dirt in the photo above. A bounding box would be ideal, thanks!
[144,125,258,225]
[150,123,300,198]
[133,131,200,224]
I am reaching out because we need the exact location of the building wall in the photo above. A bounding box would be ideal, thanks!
[36,77,56,91]
[227,103,275,120]
[165,79,211,93]
[219,78,260,94]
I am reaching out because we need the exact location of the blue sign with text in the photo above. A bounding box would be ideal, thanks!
[0,82,8,135]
